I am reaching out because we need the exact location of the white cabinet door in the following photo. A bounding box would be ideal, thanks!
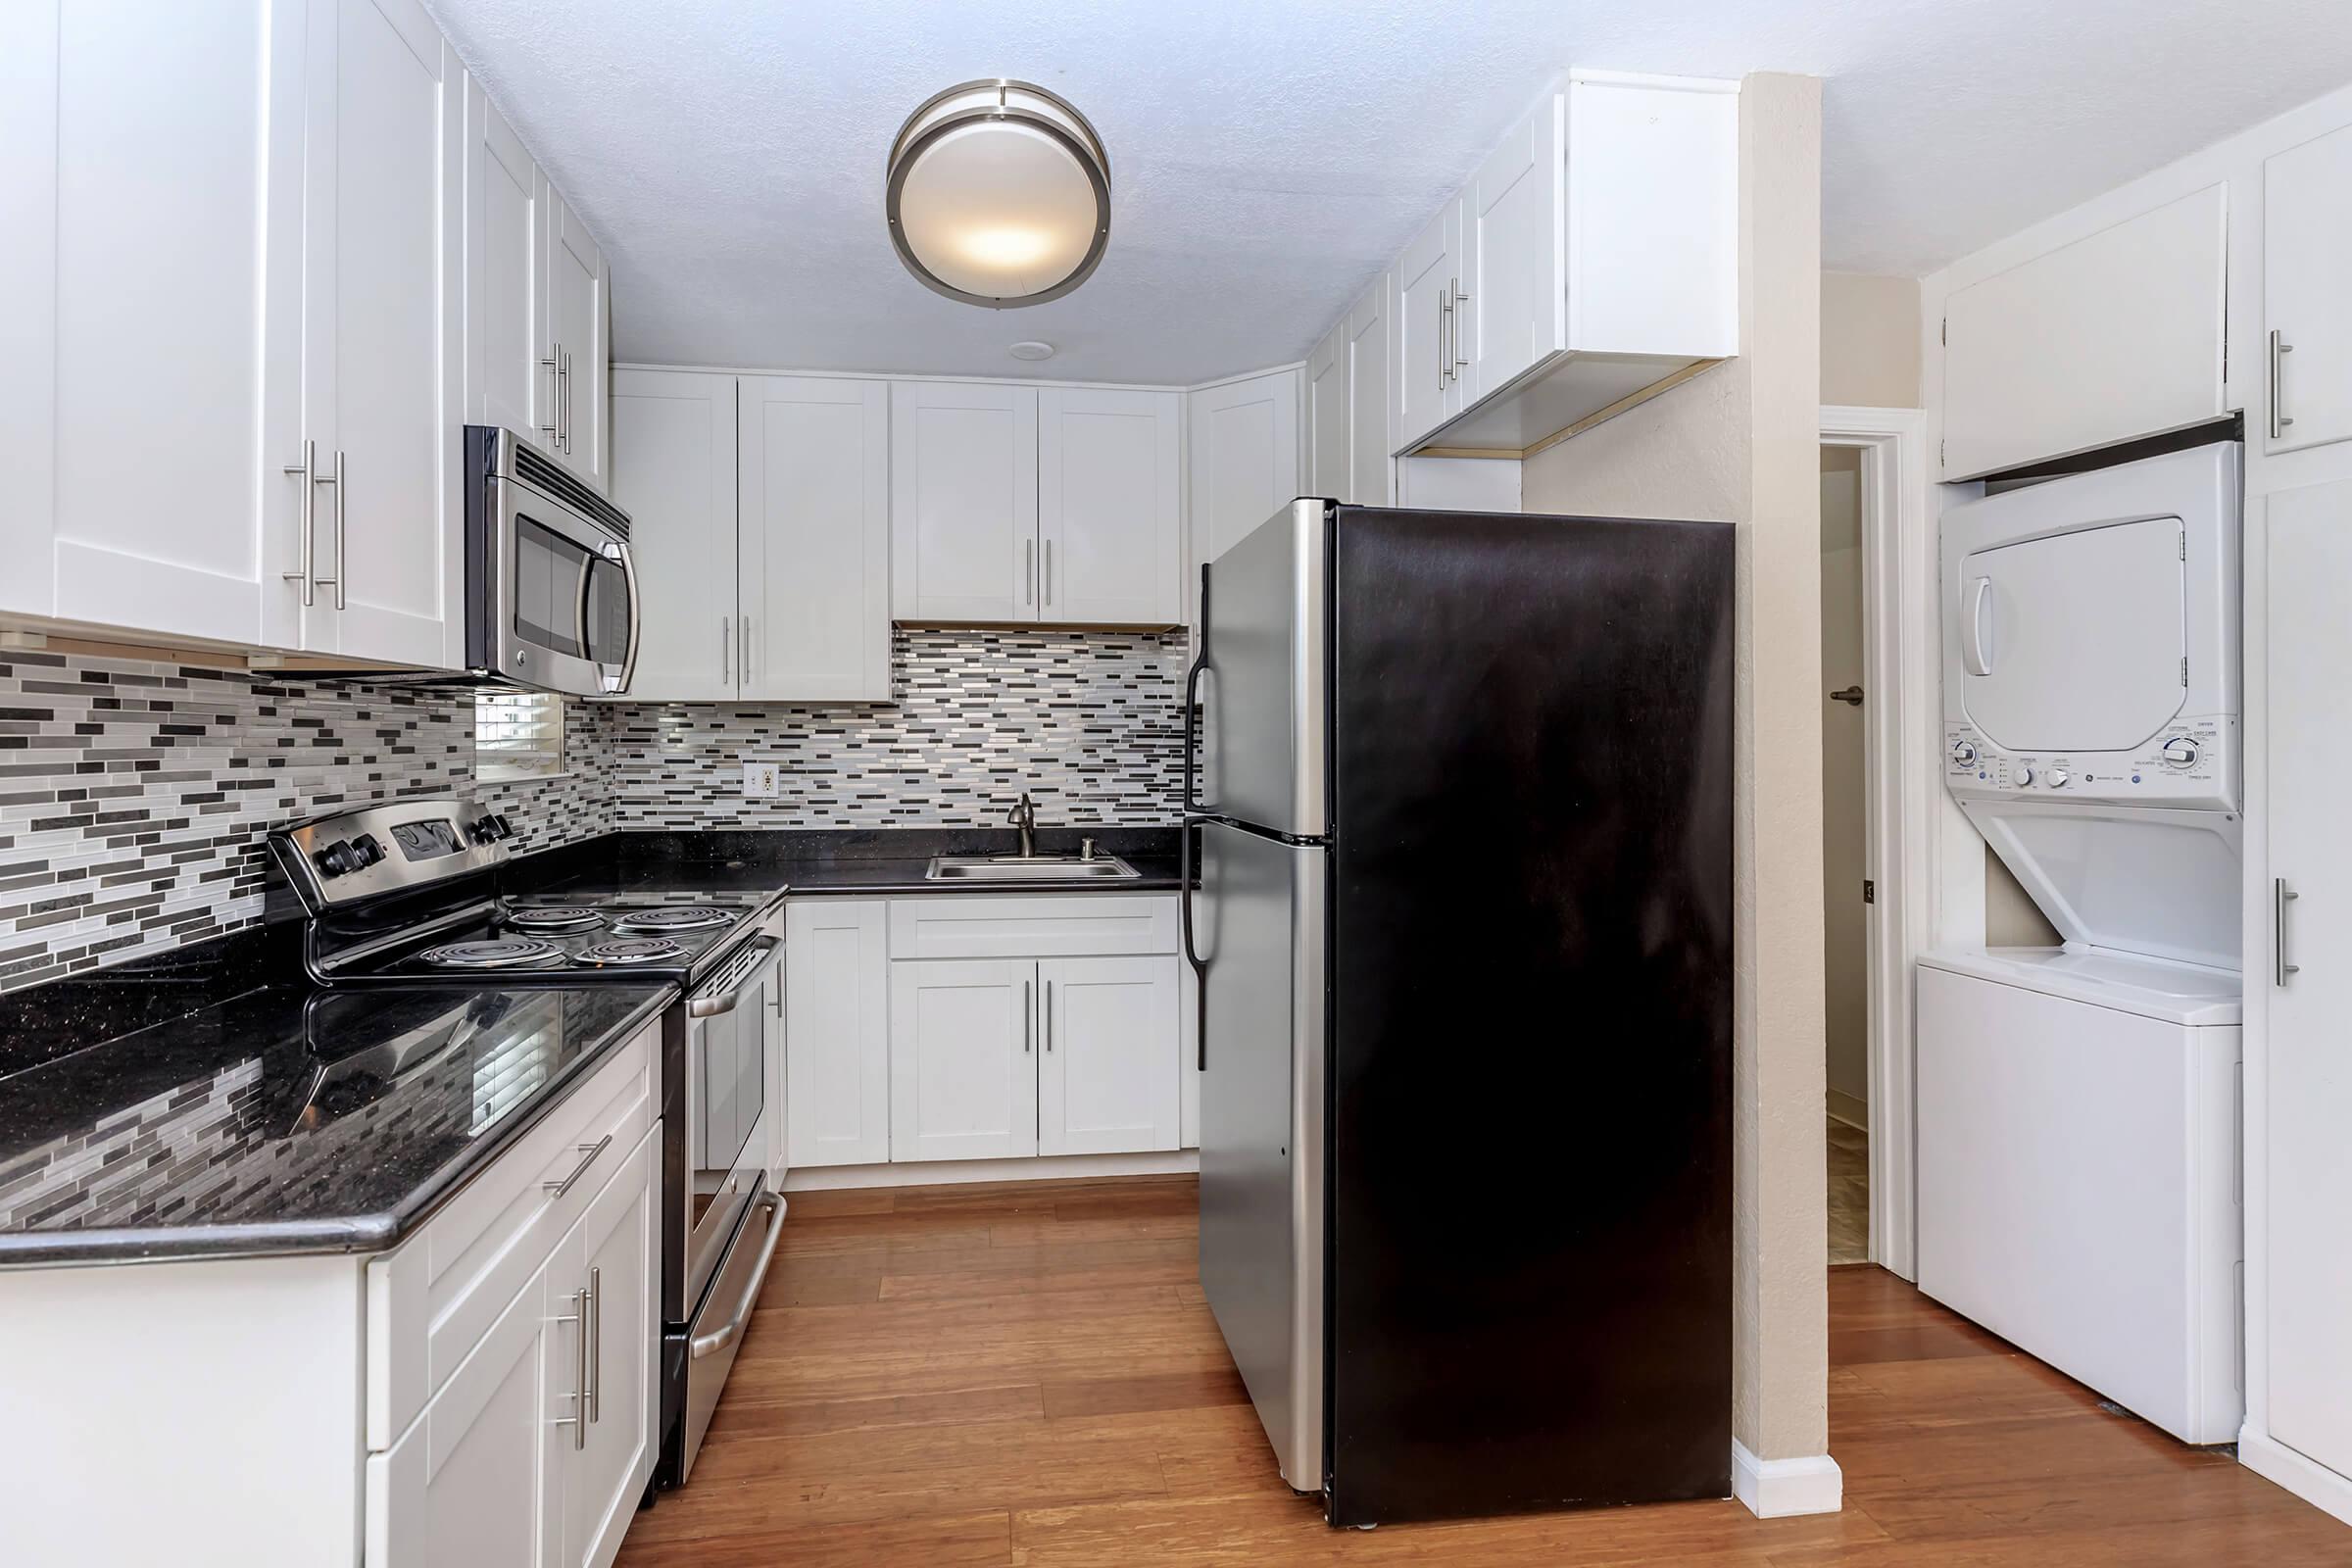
[738,374,891,700]
[565,1129,657,1568]
[891,381,1039,621]
[2264,476,2352,1486]
[1038,387,1182,624]
[889,958,1040,1162]
[1038,956,1179,1155]
[1307,319,1349,501]
[786,900,891,1168]
[366,1256,563,1568]
[609,369,738,700]
[1185,368,1299,624]
[1346,278,1394,507]
[302,0,463,667]
[3,1,308,647]
[1467,94,1560,402]
[464,77,548,447]
[548,189,608,491]
[2265,124,2352,455]
[1942,183,2227,479]
[1394,198,1465,451]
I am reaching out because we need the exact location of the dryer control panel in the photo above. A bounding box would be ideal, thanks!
[1943,713,2236,811]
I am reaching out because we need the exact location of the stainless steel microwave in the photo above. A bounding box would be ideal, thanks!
[463,425,639,697]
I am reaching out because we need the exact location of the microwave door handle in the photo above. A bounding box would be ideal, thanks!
[600,544,640,696]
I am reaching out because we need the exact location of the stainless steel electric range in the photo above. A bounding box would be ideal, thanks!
[268,797,786,1489]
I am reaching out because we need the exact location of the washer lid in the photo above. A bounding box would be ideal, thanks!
[1919,944,2241,1026]
[1962,799,2241,970]
[1957,514,2186,755]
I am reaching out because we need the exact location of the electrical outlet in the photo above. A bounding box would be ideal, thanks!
[741,761,782,798]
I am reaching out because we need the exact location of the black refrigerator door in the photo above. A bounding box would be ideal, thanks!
[1323,507,1737,1527]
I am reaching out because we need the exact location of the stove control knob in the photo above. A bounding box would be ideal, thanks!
[349,833,385,867]
[2015,765,2035,788]
[480,813,514,841]
[313,839,361,878]
[2162,736,2199,769]
[467,815,499,844]
[1950,739,1978,767]
[2046,767,2071,789]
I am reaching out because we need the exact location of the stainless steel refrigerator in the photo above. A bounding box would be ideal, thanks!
[1182,499,1736,1528]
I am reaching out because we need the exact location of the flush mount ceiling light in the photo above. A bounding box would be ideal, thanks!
[886,79,1110,309]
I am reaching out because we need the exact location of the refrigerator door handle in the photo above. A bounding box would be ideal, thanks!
[1180,820,1206,1068]
[1183,564,1212,815]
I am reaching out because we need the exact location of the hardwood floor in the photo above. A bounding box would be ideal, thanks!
[617,1175,2346,1566]
[1827,1116,1870,1265]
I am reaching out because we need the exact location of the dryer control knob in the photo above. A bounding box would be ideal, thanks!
[2015,766,2035,787]
[1950,739,1978,766]
[2046,768,2071,789]
[2161,737,2199,768]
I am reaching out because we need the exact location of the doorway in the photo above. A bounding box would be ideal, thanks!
[1821,446,1871,1264]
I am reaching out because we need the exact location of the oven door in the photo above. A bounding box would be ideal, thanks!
[492,475,639,698]
[682,935,776,1313]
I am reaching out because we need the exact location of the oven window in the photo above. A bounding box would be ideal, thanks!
[514,514,590,658]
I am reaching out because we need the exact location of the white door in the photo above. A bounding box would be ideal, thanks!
[464,77,547,446]
[739,375,891,700]
[1347,278,1394,508]
[785,900,891,1168]
[366,1256,563,1568]
[1394,198,1464,451]
[548,189,608,490]
[609,369,738,700]
[302,0,463,667]
[1185,368,1299,625]
[1038,387,1182,624]
[7,1,307,647]
[890,380,1039,621]
[1307,320,1349,501]
[1039,956,1180,1155]
[2265,124,2352,455]
[566,1130,657,1568]
[890,958,1040,1162]
[1468,94,1560,400]
[2264,476,2352,1484]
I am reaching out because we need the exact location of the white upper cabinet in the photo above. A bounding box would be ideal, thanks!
[1185,368,1300,621]
[609,369,737,701]
[1347,277,1395,507]
[1942,183,2227,479]
[305,0,463,669]
[1392,72,1739,459]
[548,191,610,492]
[1037,387,1182,624]
[4,0,464,668]
[2265,126,2352,456]
[739,375,892,701]
[464,79,547,444]
[891,381,1039,621]
[1308,319,1350,500]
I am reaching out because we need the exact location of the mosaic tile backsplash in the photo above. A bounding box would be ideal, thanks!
[0,628,1185,994]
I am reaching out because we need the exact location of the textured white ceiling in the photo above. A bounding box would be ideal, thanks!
[427,0,2352,385]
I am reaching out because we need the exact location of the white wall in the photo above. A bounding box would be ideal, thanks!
[1525,72,1828,1468]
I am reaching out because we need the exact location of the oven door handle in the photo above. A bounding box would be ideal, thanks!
[690,1190,786,1360]
[687,936,779,1016]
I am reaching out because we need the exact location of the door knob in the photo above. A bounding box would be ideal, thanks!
[1830,686,1864,707]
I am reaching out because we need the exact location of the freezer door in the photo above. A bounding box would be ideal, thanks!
[1194,818,1326,1493]
[1196,499,1330,838]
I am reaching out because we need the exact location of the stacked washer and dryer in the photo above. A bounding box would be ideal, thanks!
[1918,440,2244,1446]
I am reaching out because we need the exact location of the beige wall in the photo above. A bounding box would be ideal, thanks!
[1525,72,1829,1465]
[1822,272,1921,408]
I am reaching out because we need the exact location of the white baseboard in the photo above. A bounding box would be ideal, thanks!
[2240,1428,2352,1529]
[782,1149,1199,1192]
[1731,1440,1843,1518]
[1826,1089,1869,1130]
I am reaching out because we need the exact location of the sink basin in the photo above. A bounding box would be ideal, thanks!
[924,855,1140,882]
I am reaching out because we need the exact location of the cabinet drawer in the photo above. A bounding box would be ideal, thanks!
[367,1017,659,1452]
[888,895,1178,959]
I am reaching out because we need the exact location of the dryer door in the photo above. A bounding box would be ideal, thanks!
[1957,516,2186,754]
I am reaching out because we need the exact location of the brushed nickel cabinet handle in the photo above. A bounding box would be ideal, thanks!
[1023,980,1032,1053]
[721,615,731,685]
[1026,539,1035,607]
[324,449,347,611]
[1045,979,1054,1053]
[2277,878,2302,987]
[282,439,318,606]
[1044,540,1053,608]
[585,1265,601,1423]
[1437,289,1452,388]
[541,352,560,443]
[550,1288,587,1448]
[1451,277,1471,373]
[543,1135,612,1199]
[2271,330,2295,440]
[741,614,752,681]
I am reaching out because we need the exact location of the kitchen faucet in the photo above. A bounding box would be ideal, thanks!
[1008,792,1039,859]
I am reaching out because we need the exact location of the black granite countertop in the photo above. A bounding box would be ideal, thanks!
[511,826,1183,901]
[0,976,672,1268]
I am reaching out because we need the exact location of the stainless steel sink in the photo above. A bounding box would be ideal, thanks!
[924,855,1139,882]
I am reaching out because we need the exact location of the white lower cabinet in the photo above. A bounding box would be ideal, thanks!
[890,958,1041,1161]
[369,1119,659,1568]
[1039,956,1181,1155]
[785,900,892,1168]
